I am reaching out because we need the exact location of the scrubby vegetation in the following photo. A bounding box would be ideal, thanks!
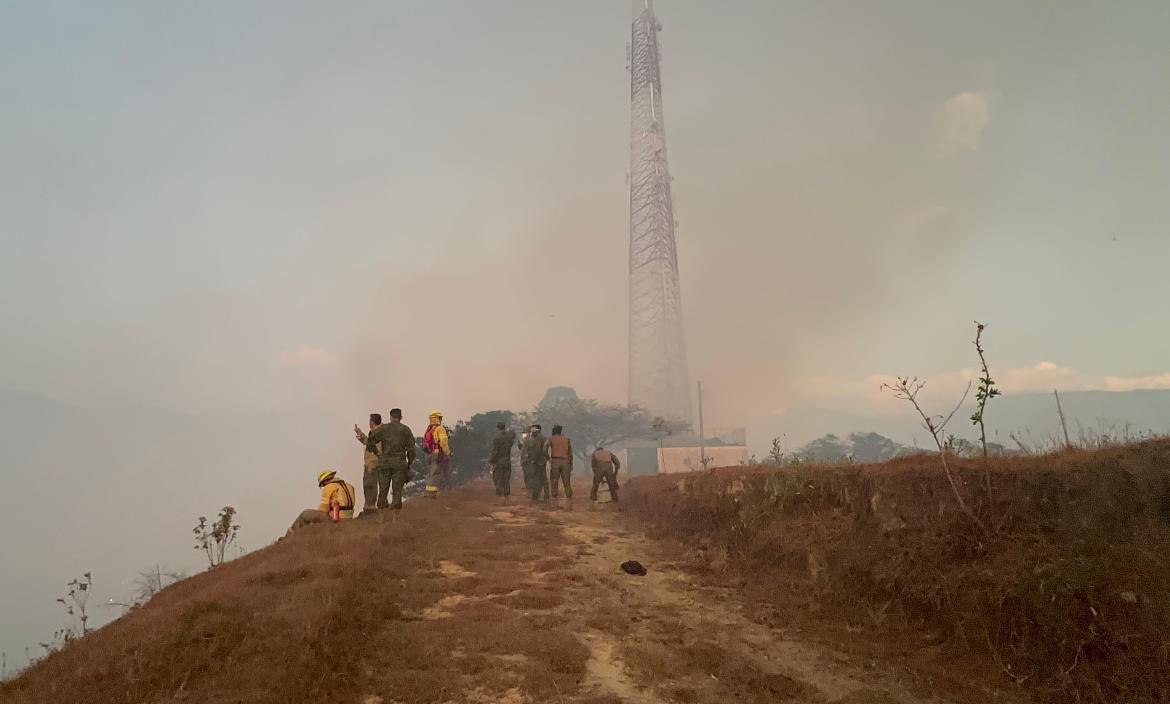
[624,440,1170,703]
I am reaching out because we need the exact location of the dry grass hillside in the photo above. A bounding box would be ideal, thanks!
[3,442,1166,704]
[624,440,1170,703]
[1,492,598,704]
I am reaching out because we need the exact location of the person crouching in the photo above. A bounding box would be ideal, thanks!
[287,469,357,534]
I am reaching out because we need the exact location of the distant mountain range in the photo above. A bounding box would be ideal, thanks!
[747,389,1170,458]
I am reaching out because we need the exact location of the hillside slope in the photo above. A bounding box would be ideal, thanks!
[4,484,994,704]
[625,440,1170,703]
[7,443,1167,703]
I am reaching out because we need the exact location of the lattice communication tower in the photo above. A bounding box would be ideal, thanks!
[628,0,692,425]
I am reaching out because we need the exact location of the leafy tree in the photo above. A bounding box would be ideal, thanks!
[794,433,850,462]
[786,432,921,464]
[449,410,515,483]
[944,434,1010,458]
[523,397,688,462]
[847,432,917,462]
[539,386,579,406]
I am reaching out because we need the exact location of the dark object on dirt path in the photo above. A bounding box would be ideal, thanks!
[620,560,647,576]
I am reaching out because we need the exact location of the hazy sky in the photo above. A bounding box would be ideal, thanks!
[3,0,1169,430]
[2,0,1169,670]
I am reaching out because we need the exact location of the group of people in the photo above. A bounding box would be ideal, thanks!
[288,410,623,533]
[356,408,453,509]
[287,408,450,533]
[488,422,623,510]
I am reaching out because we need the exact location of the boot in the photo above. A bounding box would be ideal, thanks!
[567,497,574,511]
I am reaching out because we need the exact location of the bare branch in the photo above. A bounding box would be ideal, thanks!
[939,379,973,433]
[882,375,989,536]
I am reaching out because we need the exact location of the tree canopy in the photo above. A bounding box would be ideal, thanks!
[522,397,688,460]
[538,386,579,407]
[448,410,516,482]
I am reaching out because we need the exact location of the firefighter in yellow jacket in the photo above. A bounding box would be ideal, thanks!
[287,470,357,534]
[423,410,452,498]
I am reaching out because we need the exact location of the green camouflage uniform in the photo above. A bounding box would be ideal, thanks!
[522,431,550,503]
[489,428,516,497]
[548,434,573,500]
[366,419,417,509]
[520,435,531,490]
[590,449,621,504]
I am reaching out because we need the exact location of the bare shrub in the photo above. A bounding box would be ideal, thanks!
[193,507,241,568]
[132,565,186,606]
[39,573,94,656]
[881,376,987,535]
[768,436,785,464]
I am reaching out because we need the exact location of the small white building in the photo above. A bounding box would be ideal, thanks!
[655,446,749,473]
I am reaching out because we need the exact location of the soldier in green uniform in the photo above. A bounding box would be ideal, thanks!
[522,424,550,504]
[520,431,530,491]
[590,445,622,511]
[547,425,574,510]
[364,408,417,510]
[489,421,516,505]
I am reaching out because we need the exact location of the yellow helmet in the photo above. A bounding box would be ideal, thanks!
[317,469,337,486]
[429,410,443,419]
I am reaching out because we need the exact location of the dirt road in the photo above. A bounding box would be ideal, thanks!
[357,481,943,704]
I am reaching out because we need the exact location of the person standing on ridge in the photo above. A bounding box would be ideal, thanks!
[590,445,622,510]
[522,424,550,504]
[489,421,516,505]
[519,429,531,491]
[365,408,416,510]
[354,413,383,516]
[287,469,357,533]
[547,424,574,510]
[423,410,452,498]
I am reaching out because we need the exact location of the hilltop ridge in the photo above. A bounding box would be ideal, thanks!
[5,442,1169,703]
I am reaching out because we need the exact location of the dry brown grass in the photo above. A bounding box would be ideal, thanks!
[533,556,576,572]
[494,589,564,611]
[622,439,1170,704]
[0,490,588,704]
[620,629,818,704]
